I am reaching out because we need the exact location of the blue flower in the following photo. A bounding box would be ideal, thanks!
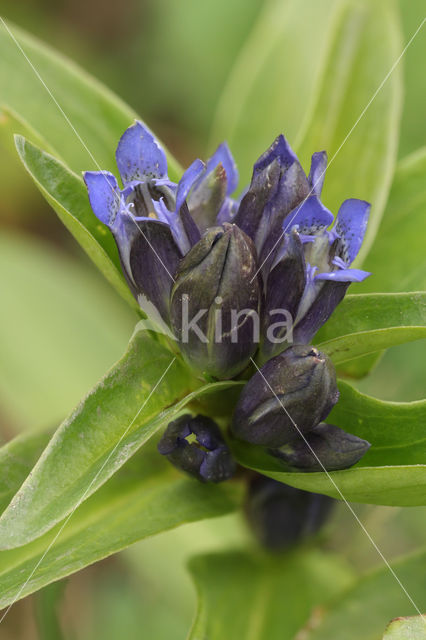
[84,124,371,377]
[84,120,238,323]
[243,135,371,355]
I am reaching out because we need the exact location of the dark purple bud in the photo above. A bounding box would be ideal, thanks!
[245,475,334,551]
[234,135,310,257]
[232,345,339,447]
[158,414,236,483]
[170,223,261,379]
[261,230,306,360]
[270,422,371,471]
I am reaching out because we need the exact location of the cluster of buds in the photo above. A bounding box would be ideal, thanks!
[85,121,372,549]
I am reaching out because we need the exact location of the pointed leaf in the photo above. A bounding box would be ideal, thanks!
[14,135,138,310]
[305,549,426,639]
[0,20,181,179]
[188,549,354,640]
[0,445,240,608]
[232,380,426,506]
[315,293,426,365]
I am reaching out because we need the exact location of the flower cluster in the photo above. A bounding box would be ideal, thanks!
[84,121,370,379]
[85,121,372,548]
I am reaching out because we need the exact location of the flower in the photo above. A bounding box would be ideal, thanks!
[84,120,238,325]
[270,422,371,471]
[157,414,236,483]
[84,122,371,378]
[232,345,339,447]
[169,224,261,379]
[244,475,334,551]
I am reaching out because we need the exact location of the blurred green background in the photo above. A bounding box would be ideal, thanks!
[0,0,425,638]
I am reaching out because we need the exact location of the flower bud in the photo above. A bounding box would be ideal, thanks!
[232,345,339,447]
[157,414,236,483]
[170,223,261,379]
[245,475,334,551]
[270,422,371,471]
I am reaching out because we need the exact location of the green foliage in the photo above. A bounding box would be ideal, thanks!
[0,3,425,636]
[315,293,426,365]
[0,232,134,430]
[0,327,237,548]
[188,549,354,640]
[231,380,426,506]
[383,615,426,639]
[0,20,181,179]
[306,549,426,639]
[15,135,137,309]
[360,149,426,293]
[212,0,402,263]
[0,439,239,608]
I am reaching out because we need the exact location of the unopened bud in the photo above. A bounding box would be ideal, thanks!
[232,345,339,447]
[245,475,334,551]
[170,224,261,379]
[157,414,236,483]
[270,422,371,471]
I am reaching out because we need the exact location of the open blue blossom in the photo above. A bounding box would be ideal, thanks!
[84,120,238,323]
[245,135,371,356]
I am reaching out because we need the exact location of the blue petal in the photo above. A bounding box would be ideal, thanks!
[115,120,167,184]
[175,159,205,212]
[308,151,327,196]
[84,170,122,226]
[254,134,298,173]
[205,142,239,195]
[334,199,371,264]
[282,195,334,234]
[315,268,371,282]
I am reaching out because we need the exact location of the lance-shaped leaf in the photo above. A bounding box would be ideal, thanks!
[0,20,181,179]
[232,380,426,506]
[0,442,240,608]
[359,148,426,293]
[0,430,52,515]
[188,549,354,640]
[14,135,138,310]
[212,0,401,264]
[305,549,426,639]
[314,293,426,364]
[0,326,228,549]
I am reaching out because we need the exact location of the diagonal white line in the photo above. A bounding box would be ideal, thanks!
[250,16,426,283]
[0,357,176,623]
[0,16,176,283]
[249,356,426,622]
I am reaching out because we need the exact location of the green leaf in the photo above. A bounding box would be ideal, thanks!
[212,0,402,260]
[0,231,134,430]
[329,381,426,467]
[0,444,240,609]
[0,324,243,549]
[232,380,426,506]
[14,135,138,310]
[305,549,426,639]
[383,616,426,639]
[0,430,52,515]
[295,0,402,263]
[0,326,192,548]
[188,549,354,640]
[315,293,426,365]
[0,20,181,179]
[210,0,347,182]
[359,148,426,293]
